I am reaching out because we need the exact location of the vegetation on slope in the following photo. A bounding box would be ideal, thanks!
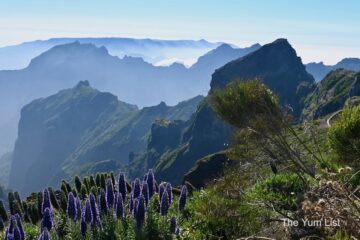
[181,80,360,239]
[1,80,360,239]
[302,69,360,119]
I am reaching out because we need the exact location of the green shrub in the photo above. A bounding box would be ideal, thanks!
[252,174,305,211]
[328,106,360,169]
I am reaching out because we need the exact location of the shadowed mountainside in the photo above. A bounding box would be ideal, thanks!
[302,69,360,119]
[9,81,203,195]
[134,39,316,185]
[0,41,259,156]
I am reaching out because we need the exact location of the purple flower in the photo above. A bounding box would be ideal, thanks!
[84,199,92,224]
[129,195,134,213]
[146,169,156,198]
[136,196,146,229]
[75,197,82,221]
[160,190,169,216]
[89,193,100,225]
[118,173,127,200]
[178,185,188,211]
[80,215,87,237]
[42,189,51,214]
[170,216,177,233]
[6,230,14,240]
[13,227,21,240]
[8,215,16,234]
[141,182,149,207]
[38,228,51,240]
[132,198,139,216]
[158,182,166,204]
[41,208,53,231]
[116,193,124,219]
[166,183,172,204]
[106,178,115,208]
[15,214,25,240]
[99,189,108,215]
[6,233,14,240]
[114,192,118,208]
[67,192,77,221]
[132,178,141,199]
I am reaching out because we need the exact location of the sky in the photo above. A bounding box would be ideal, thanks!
[0,0,359,64]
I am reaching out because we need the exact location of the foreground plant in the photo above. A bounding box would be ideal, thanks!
[1,169,189,239]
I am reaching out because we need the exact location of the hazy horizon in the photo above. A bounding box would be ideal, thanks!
[1,0,359,65]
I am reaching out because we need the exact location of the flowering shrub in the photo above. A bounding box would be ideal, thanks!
[0,169,189,240]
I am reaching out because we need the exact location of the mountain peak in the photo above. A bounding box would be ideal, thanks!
[75,80,90,88]
[27,42,113,69]
[210,38,314,116]
[272,38,289,43]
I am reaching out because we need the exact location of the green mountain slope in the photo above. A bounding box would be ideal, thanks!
[302,69,360,119]
[141,39,316,185]
[9,81,203,195]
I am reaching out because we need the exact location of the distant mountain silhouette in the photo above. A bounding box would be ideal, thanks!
[0,41,259,156]
[9,81,203,195]
[306,58,360,81]
[0,37,222,70]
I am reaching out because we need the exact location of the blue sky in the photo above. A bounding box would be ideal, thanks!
[0,0,359,64]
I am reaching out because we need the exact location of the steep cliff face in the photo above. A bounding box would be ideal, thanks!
[152,102,234,184]
[211,38,315,117]
[127,119,189,179]
[9,81,137,194]
[302,69,360,119]
[183,151,234,188]
[148,39,316,185]
[9,81,203,195]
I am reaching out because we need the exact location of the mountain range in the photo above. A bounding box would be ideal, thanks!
[0,41,260,156]
[4,38,360,196]
[305,58,360,81]
[0,37,223,70]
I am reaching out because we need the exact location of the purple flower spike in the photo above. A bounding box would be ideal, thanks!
[15,214,25,240]
[158,182,166,204]
[89,193,100,226]
[118,173,127,200]
[84,199,92,224]
[42,189,51,214]
[75,197,82,221]
[170,216,177,233]
[8,215,16,235]
[13,227,21,240]
[178,185,188,211]
[146,169,156,198]
[106,178,115,208]
[166,183,172,204]
[136,196,146,229]
[133,198,139,217]
[116,193,124,219]
[39,228,51,240]
[99,189,108,215]
[141,181,149,207]
[132,178,141,199]
[67,192,77,221]
[160,190,169,216]
[80,215,87,237]
[41,208,53,231]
